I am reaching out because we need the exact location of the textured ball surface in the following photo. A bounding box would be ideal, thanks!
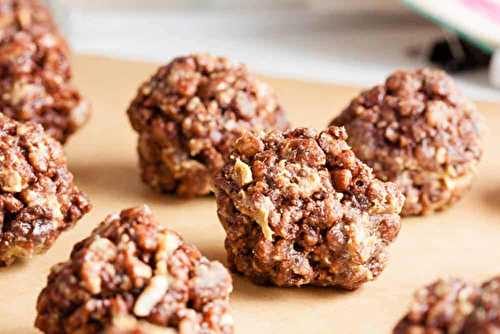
[0,0,58,38]
[127,54,289,197]
[0,113,90,266]
[393,278,480,334]
[35,206,234,334]
[331,69,483,216]
[463,276,500,333]
[214,126,404,289]
[394,277,500,334]
[0,0,90,143]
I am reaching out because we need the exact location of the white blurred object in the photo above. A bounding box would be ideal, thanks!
[490,50,500,88]
[58,0,306,10]
[306,0,408,14]
[57,0,408,11]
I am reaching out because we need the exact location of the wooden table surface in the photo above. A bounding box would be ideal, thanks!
[0,55,499,334]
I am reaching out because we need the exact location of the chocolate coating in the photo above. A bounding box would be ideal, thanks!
[214,126,404,289]
[463,277,500,333]
[393,278,480,334]
[35,206,233,334]
[0,0,58,38]
[127,53,289,197]
[331,69,483,216]
[394,276,500,334]
[0,113,90,266]
[0,0,90,143]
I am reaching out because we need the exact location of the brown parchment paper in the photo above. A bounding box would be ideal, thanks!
[0,55,499,334]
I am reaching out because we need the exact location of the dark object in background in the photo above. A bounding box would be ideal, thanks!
[429,35,491,72]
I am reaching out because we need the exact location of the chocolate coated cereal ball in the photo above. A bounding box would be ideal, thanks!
[0,0,58,38]
[214,126,404,289]
[331,69,483,216]
[462,276,500,333]
[35,206,234,334]
[0,113,90,266]
[393,278,480,333]
[394,276,500,334]
[127,53,289,197]
[0,0,91,143]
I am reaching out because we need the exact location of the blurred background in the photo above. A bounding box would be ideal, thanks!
[50,0,500,101]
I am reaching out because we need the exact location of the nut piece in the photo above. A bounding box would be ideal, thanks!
[127,53,289,197]
[232,158,253,186]
[0,114,90,266]
[214,126,404,289]
[331,68,483,216]
[134,276,169,317]
[394,276,500,334]
[35,206,234,334]
[234,191,274,241]
[0,169,23,192]
[0,0,91,143]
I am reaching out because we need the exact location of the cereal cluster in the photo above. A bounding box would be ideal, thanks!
[36,206,234,334]
[127,53,289,197]
[0,114,90,266]
[214,127,404,289]
[0,0,90,143]
[332,69,482,216]
[394,277,500,333]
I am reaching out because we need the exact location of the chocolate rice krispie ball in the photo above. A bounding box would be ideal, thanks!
[127,53,289,197]
[331,69,483,216]
[394,276,500,334]
[393,278,480,333]
[462,276,500,333]
[214,126,405,289]
[35,206,234,334]
[0,114,90,266]
[0,0,91,144]
[0,0,58,39]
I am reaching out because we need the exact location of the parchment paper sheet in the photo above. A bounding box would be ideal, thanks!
[1,55,499,334]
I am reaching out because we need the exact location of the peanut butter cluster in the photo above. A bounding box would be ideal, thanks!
[0,113,90,266]
[214,126,404,289]
[0,0,90,143]
[332,69,483,216]
[36,206,233,334]
[127,53,289,197]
